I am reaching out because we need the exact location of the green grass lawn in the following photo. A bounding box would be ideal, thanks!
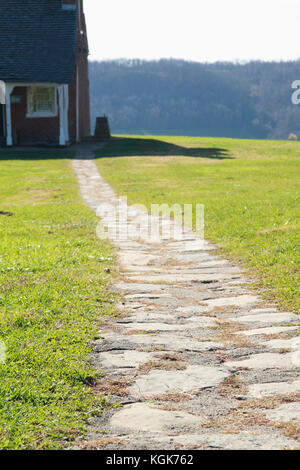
[0,150,115,449]
[95,136,300,314]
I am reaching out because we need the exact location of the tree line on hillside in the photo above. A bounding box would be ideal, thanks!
[89,59,300,140]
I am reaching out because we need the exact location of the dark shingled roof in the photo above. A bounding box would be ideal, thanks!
[0,0,77,84]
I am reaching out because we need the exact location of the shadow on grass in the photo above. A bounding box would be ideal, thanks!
[0,148,76,161]
[95,137,232,160]
[0,137,231,160]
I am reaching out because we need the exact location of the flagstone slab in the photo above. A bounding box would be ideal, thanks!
[265,403,300,423]
[166,432,298,450]
[262,337,300,350]
[121,266,159,273]
[157,267,241,275]
[114,283,168,293]
[124,293,172,300]
[177,316,217,327]
[205,295,259,308]
[119,314,216,328]
[251,308,279,314]
[117,313,177,323]
[247,380,300,398]
[99,350,153,369]
[169,243,215,252]
[109,403,204,434]
[171,253,220,264]
[121,322,187,332]
[123,333,222,352]
[127,273,238,283]
[226,353,297,369]
[117,302,146,310]
[130,366,230,398]
[175,306,208,315]
[237,326,300,337]
[228,312,297,324]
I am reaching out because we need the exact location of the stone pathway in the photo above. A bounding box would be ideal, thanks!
[72,150,300,450]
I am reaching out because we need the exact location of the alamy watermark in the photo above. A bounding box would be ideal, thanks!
[291,80,300,104]
[96,197,204,244]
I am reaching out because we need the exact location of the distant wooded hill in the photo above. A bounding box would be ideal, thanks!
[89,59,300,140]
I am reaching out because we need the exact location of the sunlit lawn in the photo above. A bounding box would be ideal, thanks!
[0,150,115,449]
[96,135,300,314]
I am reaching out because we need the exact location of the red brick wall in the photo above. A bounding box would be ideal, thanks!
[67,0,91,143]
[67,62,90,143]
[77,55,91,140]
[76,2,91,140]
[11,87,60,145]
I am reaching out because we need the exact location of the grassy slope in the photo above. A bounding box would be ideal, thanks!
[0,150,115,449]
[96,136,300,313]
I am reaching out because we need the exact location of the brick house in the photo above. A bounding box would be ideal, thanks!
[0,0,90,146]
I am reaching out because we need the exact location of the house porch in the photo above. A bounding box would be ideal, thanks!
[4,83,70,146]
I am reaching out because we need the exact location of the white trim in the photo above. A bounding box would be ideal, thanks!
[58,86,66,146]
[0,81,5,105]
[26,85,58,118]
[63,85,69,143]
[5,82,60,88]
[5,84,14,146]
[76,65,80,142]
[3,81,68,146]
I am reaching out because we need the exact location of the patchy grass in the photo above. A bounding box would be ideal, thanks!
[93,378,133,398]
[215,320,253,347]
[138,360,187,374]
[241,393,300,410]
[124,329,160,335]
[0,151,115,449]
[149,392,193,402]
[95,136,300,314]
[74,437,125,450]
[153,352,183,362]
[217,374,247,398]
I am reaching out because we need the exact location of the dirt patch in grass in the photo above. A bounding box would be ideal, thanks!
[257,225,299,236]
[93,378,134,398]
[75,437,125,450]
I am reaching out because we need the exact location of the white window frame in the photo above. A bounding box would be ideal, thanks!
[26,85,58,118]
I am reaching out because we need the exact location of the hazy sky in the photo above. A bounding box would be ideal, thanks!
[84,0,300,63]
